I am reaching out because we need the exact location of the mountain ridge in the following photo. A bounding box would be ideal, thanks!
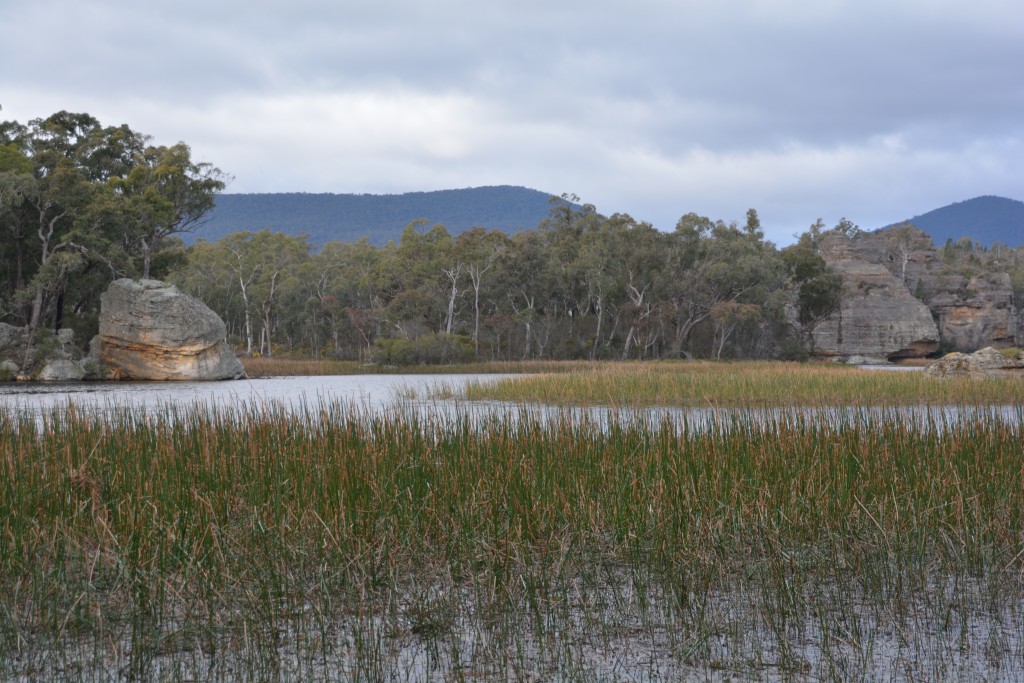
[890,195,1024,248]
[196,188,1024,249]
[192,185,566,247]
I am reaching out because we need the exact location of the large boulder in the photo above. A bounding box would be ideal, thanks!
[810,233,940,360]
[924,346,1024,378]
[99,279,245,381]
[38,359,86,381]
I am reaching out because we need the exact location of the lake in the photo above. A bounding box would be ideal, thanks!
[1,373,1019,431]
[0,374,501,417]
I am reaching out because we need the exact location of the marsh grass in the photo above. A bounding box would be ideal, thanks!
[2,400,1024,680]
[457,360,1024,406]
[242,357,584,378]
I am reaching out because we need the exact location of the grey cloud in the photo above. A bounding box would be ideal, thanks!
[3,0,1022,244]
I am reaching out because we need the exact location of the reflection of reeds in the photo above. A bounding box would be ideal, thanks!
[1,401,1022,678]
[458,360,1024,406]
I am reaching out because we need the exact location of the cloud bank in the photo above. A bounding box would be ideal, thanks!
[4,0,1022,243]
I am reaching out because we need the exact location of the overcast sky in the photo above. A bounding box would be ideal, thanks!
[4,0,1022,244]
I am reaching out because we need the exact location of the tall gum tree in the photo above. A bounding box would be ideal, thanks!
[114,143,228,279]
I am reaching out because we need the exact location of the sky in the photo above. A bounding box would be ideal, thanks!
[3,0,1022,245]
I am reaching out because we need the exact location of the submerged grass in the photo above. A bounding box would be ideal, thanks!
[2,400,1024,679]
[458,359,1024,406]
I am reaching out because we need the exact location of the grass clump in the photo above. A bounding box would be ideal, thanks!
[1,401,1023,679]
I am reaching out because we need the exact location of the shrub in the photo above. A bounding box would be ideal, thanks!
[370,333,475,365]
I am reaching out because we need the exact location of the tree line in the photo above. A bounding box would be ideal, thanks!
[164,202,847,362]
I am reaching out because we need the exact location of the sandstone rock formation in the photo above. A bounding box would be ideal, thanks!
[811,233,940,360]
[99,279,245,381]
[857,227,1022,352]
[927,273,1018,351]
[924,347,1024,378]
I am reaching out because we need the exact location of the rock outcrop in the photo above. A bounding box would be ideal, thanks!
[927,273,1018,351]
[857,227,1022,352]
[0,324,86,380]
[810,233,940,360]
[924,346,1024,378]
[99,279,245,381]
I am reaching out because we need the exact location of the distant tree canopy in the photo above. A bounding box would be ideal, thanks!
[0,111,226,342]
[165,203,853,362]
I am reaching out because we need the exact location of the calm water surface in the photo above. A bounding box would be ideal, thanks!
[0,374,503,417]
[1,373,1020,430]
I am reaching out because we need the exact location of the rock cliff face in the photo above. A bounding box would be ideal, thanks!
[854,227,1021,352]
[926,273,1018,351]
[99,279,245,381]
[810,233,940,359]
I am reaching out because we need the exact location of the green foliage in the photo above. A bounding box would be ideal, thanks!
[781,243,842,325]
[370,332,475,365]
[0,110,224,336]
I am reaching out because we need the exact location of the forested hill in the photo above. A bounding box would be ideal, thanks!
[192,186,565,246]
[896,196,1024,247]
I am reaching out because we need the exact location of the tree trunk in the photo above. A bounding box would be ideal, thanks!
[141,237,152,280]
[238,275,253,355]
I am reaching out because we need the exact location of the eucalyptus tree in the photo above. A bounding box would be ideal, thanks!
[113,143,228,279]
[453,227,511,354]
[501,229,558,358]
[612,217,670,359]
[662,211,783,358]
[780,226,843,352]
[380,221,458,340]
[539,198,602,357]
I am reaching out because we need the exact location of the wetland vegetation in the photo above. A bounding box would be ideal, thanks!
[3,361,1024,680]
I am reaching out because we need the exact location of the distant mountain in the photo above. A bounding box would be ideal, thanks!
[191,185,566,247]
[894,196,1024,248]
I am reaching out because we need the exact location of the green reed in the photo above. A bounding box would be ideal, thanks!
[2,401,1023,679]
[457,360,1024,406]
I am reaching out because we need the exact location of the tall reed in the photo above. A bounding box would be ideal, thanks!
[2,400,1022,679]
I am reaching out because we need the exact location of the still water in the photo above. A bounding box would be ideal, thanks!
[0,374,495,417]
[1,373,1020,430]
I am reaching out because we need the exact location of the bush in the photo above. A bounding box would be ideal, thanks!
[370,333,475,366]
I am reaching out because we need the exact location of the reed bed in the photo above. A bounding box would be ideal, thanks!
[2,401,1023,680]
[242,357,586,378]
[458,359,1024,406]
